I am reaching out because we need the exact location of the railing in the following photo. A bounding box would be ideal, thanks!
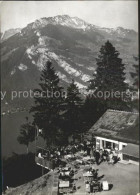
[35,156,51,169]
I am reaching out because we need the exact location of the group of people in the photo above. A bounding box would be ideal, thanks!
[93,148,120,165]
[59,167,74,179]
[36,141,116,194]
[37,142,91,160]
[37,141,120,170]
[85,168,101,193]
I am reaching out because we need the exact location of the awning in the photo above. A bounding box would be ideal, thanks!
[121,144,139,158]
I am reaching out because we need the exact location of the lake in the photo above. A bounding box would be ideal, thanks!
[1,111,36,158]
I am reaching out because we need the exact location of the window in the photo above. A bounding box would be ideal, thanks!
[106,141,111,148]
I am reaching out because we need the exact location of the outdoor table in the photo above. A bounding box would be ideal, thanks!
[59,180,70,188]
[83,156,92,160]
[76,159,83,164]
[65,171,70,176]
[64,154,73,159]
[62,167,69,171]
[83,156,90,160]
[83,172,93,177]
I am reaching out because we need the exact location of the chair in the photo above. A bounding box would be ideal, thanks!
[93,183,101,192]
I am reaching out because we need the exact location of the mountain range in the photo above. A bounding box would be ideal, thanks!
[1,15,138,111]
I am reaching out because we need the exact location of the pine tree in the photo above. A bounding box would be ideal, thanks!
[30,61,64,147]
[81,95,107,129]
[64,79,83,141]
[88,40,130,110]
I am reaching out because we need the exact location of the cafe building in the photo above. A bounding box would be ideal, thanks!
[87,109,139,164]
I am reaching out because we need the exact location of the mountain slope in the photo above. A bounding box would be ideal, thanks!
[3,171,54,195]
[1,28,21,41]
[1,15,138,110]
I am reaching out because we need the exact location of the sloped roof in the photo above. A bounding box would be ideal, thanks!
[88,109,139,144]
[121,144,139,158]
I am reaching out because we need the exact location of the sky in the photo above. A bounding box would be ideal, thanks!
[0,1,138,33]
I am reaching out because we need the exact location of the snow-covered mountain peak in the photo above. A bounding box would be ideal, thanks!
[31,15,137,36]
[2,15,137,42]
[32,15,91,30]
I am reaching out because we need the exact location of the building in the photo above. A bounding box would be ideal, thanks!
[86,109,139,164]
[121,143,139,164]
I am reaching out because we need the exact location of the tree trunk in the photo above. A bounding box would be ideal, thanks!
[26,145,29,154]
[73,134,75,143]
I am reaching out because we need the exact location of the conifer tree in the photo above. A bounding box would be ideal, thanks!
[89,40,130,110]
[81,95,107,129]
[30,61,64,147]
[64,79,83,141]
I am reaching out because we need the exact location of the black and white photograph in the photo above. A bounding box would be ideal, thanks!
[0,1,139,195]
